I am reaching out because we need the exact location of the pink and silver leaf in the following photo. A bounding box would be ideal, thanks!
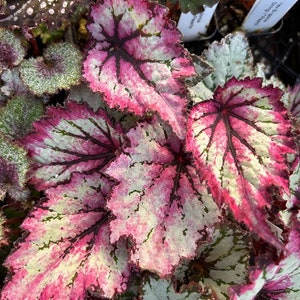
[230,217,300,299]
[1,172,130,300]
[23,101,127,191]
[187,77,295,248]
[83,0,196,139]
[106,120,221,276]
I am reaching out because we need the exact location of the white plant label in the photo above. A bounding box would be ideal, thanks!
[177,2,219,42]
[242,0,299,32]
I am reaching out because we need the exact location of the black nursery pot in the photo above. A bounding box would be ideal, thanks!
[215,0,255,36]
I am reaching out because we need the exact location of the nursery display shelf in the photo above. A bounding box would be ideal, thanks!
[184,0,300,87]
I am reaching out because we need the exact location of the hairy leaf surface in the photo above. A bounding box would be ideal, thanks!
[0,27,25,74]
[106,120,221,276]
[0,135,29,201]
[23,101,126,191]
[83,0,195,139]
[1,172,130,299]
[0,96,44,139]
[20,43,82,96]
[187,77,294,247]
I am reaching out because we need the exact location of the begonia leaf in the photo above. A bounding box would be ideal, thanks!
[0,0,89,28]
[20,42,82,96]
[1,172,131,299]
[288,83,300,126]
[230,216,300,299]
[287,159,300,209]
[175,225,250,300]
[68,84,106,113]
[187,77,294,248]
[83,0,196,139]
[185,54,214,87]
[201,32,254,91]
[23,101,127,191]
[0,135,29,201]
[0,96,44,139]
[141,276,202,300]
[106,120,221,276]
[0,68,29,101]
[188,32,255,105]
[0,27,26,74]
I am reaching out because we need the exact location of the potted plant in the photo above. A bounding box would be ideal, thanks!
[0,0,299,299]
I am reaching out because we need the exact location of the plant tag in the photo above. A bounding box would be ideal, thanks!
[177,2,219,42]
[242,0,299,32]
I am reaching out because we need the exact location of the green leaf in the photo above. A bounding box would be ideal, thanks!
[0,135,29,200]
[0,96,44,139]
[20,42,82,96]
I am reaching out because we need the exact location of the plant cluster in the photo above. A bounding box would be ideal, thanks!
[0,0,299,299]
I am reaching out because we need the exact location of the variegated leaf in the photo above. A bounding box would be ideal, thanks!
[141,276,202,300]
[176,225,250,300]
[187,77,295,248]
[1,172,130,299]
[23,101,127,191]
[230,215,300,299]
[83,0,196,139]
[106,120,221,276]
[201,32,254,91]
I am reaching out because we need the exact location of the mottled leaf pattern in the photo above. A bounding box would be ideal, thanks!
[20,43,82,96]
[141,276,202,300]
[0,27,25,74]
[23,101,126,190]
[176,225,250,300]
[0,135,29,200]
[0,0,87,28]
[187,77,294,247]
[106,120,221,276]
[230,216,300,299]
[83,0,195,139]
[1,172,130,299]
[201,32,254,91]
[0,96,44,139]
[0,68,29,101]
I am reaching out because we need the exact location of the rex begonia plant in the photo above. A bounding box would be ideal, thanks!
[0,0,299,299]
